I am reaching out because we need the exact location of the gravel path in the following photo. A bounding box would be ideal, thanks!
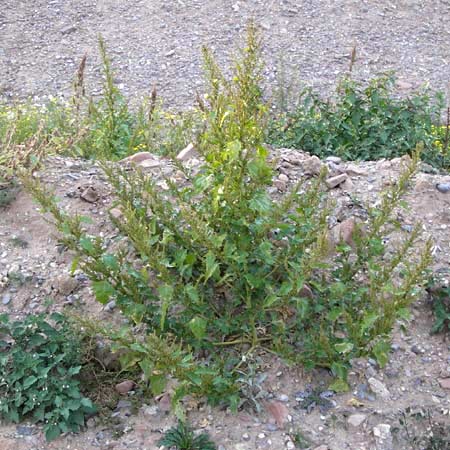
[1,0,450,108]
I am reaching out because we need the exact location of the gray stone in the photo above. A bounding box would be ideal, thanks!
[347,413,367,427]
[16,425,35,436]
[325,156,342,164]
[61,25,77,35]
[105,300,116,311]
[373,424,393,450]
[368,378,391,400]
[2,293,11,305]
[436,183,450,193]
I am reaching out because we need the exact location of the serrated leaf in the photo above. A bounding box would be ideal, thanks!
[249,190,272,213]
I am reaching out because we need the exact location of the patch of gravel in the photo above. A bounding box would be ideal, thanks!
[1,0,450,108]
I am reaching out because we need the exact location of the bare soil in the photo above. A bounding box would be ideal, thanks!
[1,1,450,107]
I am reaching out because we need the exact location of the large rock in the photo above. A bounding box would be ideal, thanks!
[326,173,348,189]
[120,151,156,164]
[302,155,324,176]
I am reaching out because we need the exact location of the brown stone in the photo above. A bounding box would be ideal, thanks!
[345,164,368,177]
[438,378,450,390]
[265,400,289,427]
[109,207,123,220]
[176,143,196,161]
[115,380,136,395]
[326,173,348,189]
[138,158,160,169]
[302,155,324,176]
[120,151,155,164]
[80,186,99,203]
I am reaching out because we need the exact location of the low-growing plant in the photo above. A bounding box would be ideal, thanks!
[0,313,96,441]
[268,74,447,169]
[427,281,450,334]
[158,420,217,450]
[24,23,432,409]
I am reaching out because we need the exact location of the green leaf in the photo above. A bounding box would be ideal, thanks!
[249,190,272,213]
[204,252,219,283]
[185,284,200,304]
[70,257,79,275]
[263,294,279,308]
[22,375,38,389]
[79,236,95,254]
[92,280,115,304]
[329,378,350,393]
[188,316,207,340]
[158,284,174,330]
[360,312,379,333]
[149,374,167,396]
[334,342,354,354]
[372,340,390,368]
[45,425,61,442]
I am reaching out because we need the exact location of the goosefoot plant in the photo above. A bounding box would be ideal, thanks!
[25,24,432,406]
[0,313,96,441]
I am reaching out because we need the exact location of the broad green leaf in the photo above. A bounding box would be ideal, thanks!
[45,425,61,442]
[22,375,37,389]
[329,378,350,393]
[79,236,95,253]
[334,342,354,354]
[249,191,272,213]
[92,280,115,304]
[149,374,167,396]
[188,317,207,340]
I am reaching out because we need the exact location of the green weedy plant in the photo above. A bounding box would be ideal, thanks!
[0,313,96,441]
[158,420,216,450]
[24,23,432,406]
[268,74,446,168]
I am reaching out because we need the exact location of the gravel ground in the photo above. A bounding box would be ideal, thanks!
[1,0,450,108]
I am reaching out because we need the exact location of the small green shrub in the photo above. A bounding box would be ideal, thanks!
[158,420,216,450]
[25,24,432,408]
[268,74,447,168]
[0,313,96,441]
[428,283,450,334]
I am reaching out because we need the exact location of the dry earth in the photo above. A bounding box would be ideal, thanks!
[0,150,450,450]
[1,1,450,107]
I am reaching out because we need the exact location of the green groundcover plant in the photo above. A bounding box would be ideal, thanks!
[0,313,96,441]
[24,24,432,410]
[268,74,448,169]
